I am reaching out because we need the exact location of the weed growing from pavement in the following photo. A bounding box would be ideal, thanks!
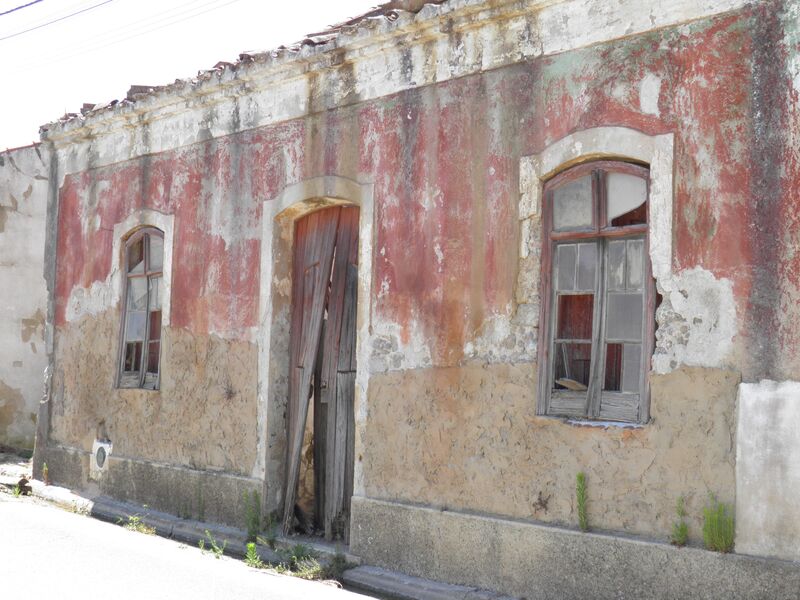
[671,496,689,547]
[12,484,21,497]
[244,542,264,569]
[120,514,156,535]
[199,529,227,559]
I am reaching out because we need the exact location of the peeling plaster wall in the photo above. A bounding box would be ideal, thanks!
[0,145,49,450]
[37,0,800,561]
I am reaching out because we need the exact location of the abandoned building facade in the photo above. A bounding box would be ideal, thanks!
[3,0,800,596]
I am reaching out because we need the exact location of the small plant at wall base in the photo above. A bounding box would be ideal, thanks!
[199,529,227,559]
[258,512,279,549]
[671,495,689,546]
[121,514,156,535]
[243,490,261,543]
[703,495,734,553]
[576,472,589,532]
[244,542,264,569]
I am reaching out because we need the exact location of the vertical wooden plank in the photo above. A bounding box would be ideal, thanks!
[282,207,341,534]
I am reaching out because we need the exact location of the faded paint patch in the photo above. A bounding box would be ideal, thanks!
[0,380,24,442]
[639,73,662,116]
[20,309,45,344]
[363,362,737,540]
[654,267,737,373]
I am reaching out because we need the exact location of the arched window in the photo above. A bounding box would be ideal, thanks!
[118,227,164,390]
[538,161,655,423]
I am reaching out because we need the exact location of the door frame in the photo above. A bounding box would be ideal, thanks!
[257,176,374,534]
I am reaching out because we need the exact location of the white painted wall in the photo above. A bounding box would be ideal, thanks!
[0,145,49,449]
[737,380,800,561]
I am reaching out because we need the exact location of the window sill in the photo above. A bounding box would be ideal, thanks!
[565,418,644,429]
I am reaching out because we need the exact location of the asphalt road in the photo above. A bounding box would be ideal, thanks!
[0,494,371,600]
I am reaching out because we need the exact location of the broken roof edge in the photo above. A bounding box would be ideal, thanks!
[39,0,536,143]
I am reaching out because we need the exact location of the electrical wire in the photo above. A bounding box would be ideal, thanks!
[0,0,114,42]
[0,0,44,18]
[10,0,245,74]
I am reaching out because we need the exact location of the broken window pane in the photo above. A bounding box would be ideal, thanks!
[149,310,162,341]
[556,294,593,340]
[125,311,146,342]
[128,277,148,311]
[604,343,623,391]
[607,240,626,290]
[149,235,164,272]
[124,341,142,372]
[626,239,644,290]
[576,243,597,291]
[607,172,647,226]
[556,244,577,291]
[149,276,162,311]
[606,292,643,341]
[553,342,592,390]
[553,175,592,231]
[147,341,160,374]
[128,237,145,274]
[622,343,642,393]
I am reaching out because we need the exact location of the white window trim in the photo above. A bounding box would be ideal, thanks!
[112,209,175,327]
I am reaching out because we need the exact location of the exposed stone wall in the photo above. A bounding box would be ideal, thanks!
[0,145,49,450]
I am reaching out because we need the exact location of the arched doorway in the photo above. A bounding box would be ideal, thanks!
[282,205,359,541]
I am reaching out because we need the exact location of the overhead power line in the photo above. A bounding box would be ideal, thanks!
[0,0,114,42]
[0,0,44,18]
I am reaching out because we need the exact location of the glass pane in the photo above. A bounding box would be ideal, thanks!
[606,292,643,341]
[553,175,592,231]
[556,244,577,291]
[125,311,146,342]
[128,278,148,311]
[147,341,160,374]
[607,172,647,226]
[149,235,164,272]
[604,343,623,391]
[553,342,592,390]
[576,243,597,291]
[128,237,145,274]
[124,341,142,372]
[149,276,162,311]
[557,294,594,340]
[626,239,644,290]
[622,343,642,393]
[149,310,162,342]
[607,240,626,291]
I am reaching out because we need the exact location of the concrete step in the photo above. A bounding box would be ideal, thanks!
[342,566,518,600]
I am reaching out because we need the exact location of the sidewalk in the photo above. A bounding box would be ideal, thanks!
[0,450,516,600]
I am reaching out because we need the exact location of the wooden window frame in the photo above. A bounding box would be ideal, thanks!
[117,227,164,390]
[537,160,656,423]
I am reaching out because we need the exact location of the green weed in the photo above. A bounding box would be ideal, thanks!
[243,490,261,543]
[576,472,589,532]
[244,542,264,569]
[703,495,734,553]
[670,495,689,546]
[121,514,156,535]
[199,529,227,559]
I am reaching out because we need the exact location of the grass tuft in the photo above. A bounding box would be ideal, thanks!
[576,472,589,532]
[703,495,734,553]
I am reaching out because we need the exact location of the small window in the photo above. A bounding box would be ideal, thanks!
[118,228,164,390]
[538,161,654,423]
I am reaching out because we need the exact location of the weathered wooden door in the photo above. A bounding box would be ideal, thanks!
[283,206,358,541]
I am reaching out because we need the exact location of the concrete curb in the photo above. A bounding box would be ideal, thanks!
[343,566,518,600]
[30,482,358,565]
